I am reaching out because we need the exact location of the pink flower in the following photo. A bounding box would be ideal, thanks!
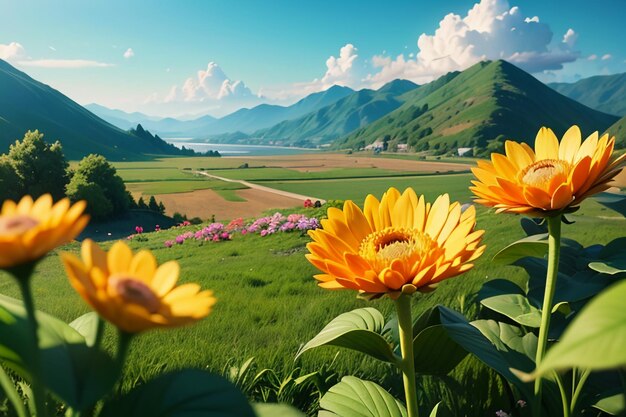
[164,240,173,248]
[135,226,143,234]
[155,225,161,231]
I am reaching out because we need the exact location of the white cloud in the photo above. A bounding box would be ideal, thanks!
[260,44,362,101]
[1,41,112,68]
[123,48,134,59]
[588,54,598,61]
[364,0,580,88]
[166,62,253,102]
[0,42,26,60]
[563,29,577,48]
[48,46,57,52]
[18,59,113,68]
[601,54,612,60]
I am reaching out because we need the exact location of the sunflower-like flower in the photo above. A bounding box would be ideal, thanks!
[61,239,216,333]
[0,194,88,270]
[305,188,485,297]
[471,125,626,216]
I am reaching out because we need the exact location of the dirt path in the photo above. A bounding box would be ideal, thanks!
[193,170,327,204]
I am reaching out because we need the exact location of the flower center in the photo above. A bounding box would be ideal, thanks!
[109,276,160,314]
[520,159,570,188]
[0,215,39,236]
[359,227,433,267]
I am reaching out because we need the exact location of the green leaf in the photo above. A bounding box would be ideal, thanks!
[319,376,407,417]
[296,308,397,364]
[593,191,626,217]
[413,325,467,375]
[593,393,625,415]
[439,307,534,400]
[477,279,524,303]
[492,233,549,264]
[0,295,118,410]
[535,280,626,376]
[69,312,100,347]
[100,369,256,417]
[481,294,542,328]
[429,402,441,417]
[253,403,305,417]
[589,261,626,275]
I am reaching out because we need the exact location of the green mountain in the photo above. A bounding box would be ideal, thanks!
[337,60,619,154]
[251,79,419,147]
[0,59,183,160]
[549,73,626,116]
[84,103,163,130]
[606,115,626,148]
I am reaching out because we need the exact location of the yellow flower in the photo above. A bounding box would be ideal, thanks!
[0,194,88,269]
[471,125,626,216]
[61,239,216,333]
[306,188,485,297]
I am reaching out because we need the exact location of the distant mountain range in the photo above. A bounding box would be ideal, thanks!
[88,85,354,138]
[549,73,626,117]
[0,59,185,160]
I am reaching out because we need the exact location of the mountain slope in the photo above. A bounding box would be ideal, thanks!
[607,115,626,148]
[252,79,419,146]
[549,73,626,116]
[338,60,619,153]
[0,59,183,160]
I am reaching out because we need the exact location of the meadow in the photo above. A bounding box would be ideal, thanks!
[25,153,620,415]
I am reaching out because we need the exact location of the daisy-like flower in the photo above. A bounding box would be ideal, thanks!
[0,194,88,269]
[61,239,216,333]
[471,125,626,216]
[305,188,485,297]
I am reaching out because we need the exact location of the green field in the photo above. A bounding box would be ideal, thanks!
[1,193,624,414]
[204,167,454,181]
[126,179,246,196]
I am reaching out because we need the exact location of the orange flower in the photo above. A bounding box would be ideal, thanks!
[306,188,485,297]
[61,239,216,333]
[0,194,88,269]
[471,125,626,215]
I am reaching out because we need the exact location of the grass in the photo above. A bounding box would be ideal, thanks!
[204,167,445,181]
[126,179,246,196]
[259,173,475,204]
[116,168,207,182]
[1,195,624,415]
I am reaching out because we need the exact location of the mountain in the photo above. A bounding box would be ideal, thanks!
[84,103,161,129]
[196,85,354,137]
[337,60,619,154]
[549,73,626,116]
[607,115,626,148]
[0,59,184,160]
[250,79,419,147]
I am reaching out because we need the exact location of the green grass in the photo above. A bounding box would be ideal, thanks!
[259,173,475,204]
[205,167,436,181]
[1,196,624,415]
[116,168,206,182]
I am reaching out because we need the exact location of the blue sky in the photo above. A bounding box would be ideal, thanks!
[1,0,624,117]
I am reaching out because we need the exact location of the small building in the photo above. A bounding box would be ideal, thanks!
[457,147,472,156]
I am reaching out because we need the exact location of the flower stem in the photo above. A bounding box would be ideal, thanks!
[533,214,562,417]
[395,294,419,417]
[114,330,133,393]
[15,271,47,417]
[570,369,590,415]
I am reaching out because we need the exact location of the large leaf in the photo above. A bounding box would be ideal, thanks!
[492,233,550,265]
[593,393,625,415]
[481,294,542,328]
[439,307,534,400]
[253,403,305,417]
[69,312,101,347]
[0,295,118,410]
[413,325,467,375]
[477,279,524,303]
[593,191,626,217]
[535,280,626,376]
[589,237,626,275]
[100,369,255,417]
[319,376,407,417]
[296,308,397,364]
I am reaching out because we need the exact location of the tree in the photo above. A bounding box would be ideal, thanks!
[72,154,131,215]
[66,174,113,220]
[137,197,147,209]
[8,130,69,200]
[0,156,22,202]
[148,196,159,212]
[158,201,166,214]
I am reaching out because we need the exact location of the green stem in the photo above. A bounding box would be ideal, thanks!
[14,268,47,417]
[553,371,570,417]
[569,369,590,415]
[114,330,134,393]
[533,214,562,417]
[395,294,419,417]
[92,317,105,349]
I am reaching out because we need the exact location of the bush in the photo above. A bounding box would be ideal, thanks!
[65,175,113,220]
[0,156,22,203]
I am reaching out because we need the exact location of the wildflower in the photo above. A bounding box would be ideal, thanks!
[135,226,143,234]
[164,240,173,248]
[61,240,215,333]
[0,195,88,269]
[495,411,511,417]
[306,188,485,297]
[471,125,626,216]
